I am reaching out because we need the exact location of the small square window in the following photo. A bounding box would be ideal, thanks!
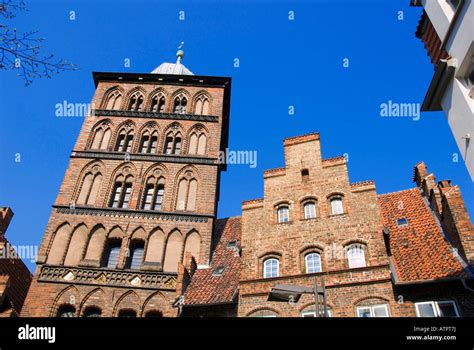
[227,240,237,248]
[397,218,408,227]
[213,266,225,276]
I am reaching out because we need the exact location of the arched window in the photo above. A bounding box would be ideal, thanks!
[163,230,183,272]
[105,90,122,110]
[47,224,71,265]
[84,307,102,317]
[145,311,163,317]
[194,96,210,115]
[128,91,144,111]
[142,177,165,211]
[126,241,144,270]
[164,132,182,155]
[303,201,317,219]
[173,95,187,114]
[188,131,207,155]
[263,258,279,278]
[347,244,366,268]
[330,196,344,215]
[183,231,201,262]
[151,95,166,113]
[115,128,134,153]
[91,126,112,150]
[277,205,289,223]
[305,252,321,273]
[103,240,121,268]
[57,305,76,317]
[139,131,158,153]
[176,173,197,211]
[77,172,102,206]
[248,309,278,317]
[109,175,133,209]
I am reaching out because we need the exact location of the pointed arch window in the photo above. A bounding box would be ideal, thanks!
[126,241,145,270]
[195,96,210,115]
[173,95,187,114]
[176,173,198,211]
[164,132,182,155]
[84,307,102,318]
[109,175,133,209]
[142,177,165,211]
[151,95,166,113]
[91,126,112,150]
[188,131,207,155]
[139,130,158,153]
[115,128,134,152]
[105,90,123,110]
[128,91,144,111]
[58,305,76,317]
[104,240,121,268]
[77,172,102,206]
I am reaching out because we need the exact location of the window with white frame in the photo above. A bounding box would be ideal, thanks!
[277,205,289,223]
[305,252,321,273]
[303,201,316,219]
[330,197,343,215]
[347,244,366,268]
[356,304,389,317]
[263,258,279,278]
[301,308,332,317]
[415,301,460,317]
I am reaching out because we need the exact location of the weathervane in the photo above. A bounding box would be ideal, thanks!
[176,42,185,63]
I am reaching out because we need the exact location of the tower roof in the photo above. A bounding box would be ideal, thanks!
[151,43,194,75]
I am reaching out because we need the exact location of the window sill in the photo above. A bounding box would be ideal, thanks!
[328,213,346,218]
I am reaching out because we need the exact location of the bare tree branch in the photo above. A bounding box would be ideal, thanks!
[0,0,76,85]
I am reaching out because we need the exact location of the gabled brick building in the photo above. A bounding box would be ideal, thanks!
[0,208,32,317]
[180,134,474,317]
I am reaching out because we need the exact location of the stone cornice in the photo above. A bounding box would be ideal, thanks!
[92,109,219,122]
[38,264,178,291]
[53,205,212,223]
[71,150,219,166]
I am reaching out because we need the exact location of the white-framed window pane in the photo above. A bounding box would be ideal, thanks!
[347,245,366,268]
[277,206,289,223]
[357,307,371,318]
[372,305,389,317]
[437,301,459,317]
[304,202,316,219]
[263,258,279,278]
[415,302,436,317]
[305,253,321,273]
[301,309,332,317]
[331,198,343,215]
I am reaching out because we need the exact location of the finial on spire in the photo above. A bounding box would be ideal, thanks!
[176,42,185,63]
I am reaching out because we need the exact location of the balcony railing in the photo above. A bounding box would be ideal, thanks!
[38,264,178,290]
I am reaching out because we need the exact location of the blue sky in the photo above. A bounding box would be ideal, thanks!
[1,0,473,271]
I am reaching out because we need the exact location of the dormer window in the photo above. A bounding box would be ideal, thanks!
[213,266,225,276]
[397,218,408,227]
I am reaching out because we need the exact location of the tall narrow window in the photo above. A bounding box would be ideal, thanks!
[347,244,366,268]
[105,91,122,110]
[91,127,112,150]
[126,241,145,270]
[104,241,121,268]
[77,173,102,206]
[115,129,134,153]
[305,252,321,273]
[195,96,210,115]
[176,174,198,211]
[173,95,187,114]
[263,258,279,278]
[109,176,133,209]
[303,201,316,219]
[163,133,182,155]
[330,197,343,215]
[277,205,289,223]
[139,132,150,153]
[128,92,144,111]
[151,95,166,112]
[142,179,165,211]
[149,132,158,153]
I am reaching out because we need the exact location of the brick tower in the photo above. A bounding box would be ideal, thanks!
[22,48,231,317]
